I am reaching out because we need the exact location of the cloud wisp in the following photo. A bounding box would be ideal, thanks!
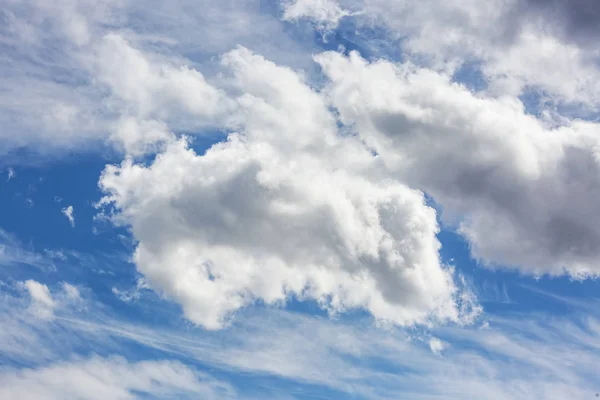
[0,276,599,400]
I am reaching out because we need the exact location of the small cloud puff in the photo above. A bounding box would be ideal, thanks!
[6,168,15,181]
[22,280,56,320]
[61,282,81,301]
[19,280,82,320]
[429,337,446,355]
[62,205,75,227]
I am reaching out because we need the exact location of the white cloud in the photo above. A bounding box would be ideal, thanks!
[92,34,224,118]
[19,294,600,400]
[316,50,600,276]
[111,118,174,157]
[18,280,84,320]
[61,282,81,301]
[0,269,598,400]
[0,356,234,400]
[1,1,600,398]
[6,168,15,181]
[89,34,233,155]
[22,280,56,320]
[62,205,75,227]
[0,230,55,271]
[112,279,149,303]
[429,337,445,355]
[283,0,600,109]
[99,46,477,330]
[96,38,600,330]
[3,0,600,362]
[0,0,315,157]
[117,307,600,399]
[43,249,67,261]
[282,0,352,30]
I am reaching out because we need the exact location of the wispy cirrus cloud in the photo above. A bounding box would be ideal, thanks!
[0,235,598,399]
[0,355,235,400]
[1,274,599,400]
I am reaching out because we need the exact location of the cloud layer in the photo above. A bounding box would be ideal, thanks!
[1,275,599,400]
[0,356,233,400]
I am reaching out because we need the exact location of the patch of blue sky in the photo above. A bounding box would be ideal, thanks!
[451,61,488,92]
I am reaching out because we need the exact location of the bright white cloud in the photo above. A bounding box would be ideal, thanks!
[98,46,478,330]
[112,279,149,303]
[62,205,75,227]
[429,337,445,355]
[0,0,314,157]
[3,0,600,355]
[22,280,56,320]
[283,0,600,108]
[0,356,234,400]
[3,1,600,397]
[282,0,352,30]
[316,50,600,276]
[18,280,84,320]
[92,34,225,119]
[89,34,233,155]
[97,38,600,333]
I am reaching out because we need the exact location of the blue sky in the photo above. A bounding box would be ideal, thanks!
[2,0,600,399]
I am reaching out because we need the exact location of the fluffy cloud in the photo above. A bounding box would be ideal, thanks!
[282,0,600,108]
[282,0,352,30]
[89,34,232,154]
[316,50,600,276]
[99,47,475,330]
[7,0,600,332]
[0,0,312,156]
[97,13,600,328]
[429,337,445,355]
[0,356,233,400]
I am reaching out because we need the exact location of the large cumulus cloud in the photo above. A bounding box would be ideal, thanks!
[9,0,597,330]
[97,33,600,330]
[98,47,473,330]
[317,50,600,276]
